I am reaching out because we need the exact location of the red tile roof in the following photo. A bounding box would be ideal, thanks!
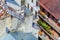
[39,0,60,19]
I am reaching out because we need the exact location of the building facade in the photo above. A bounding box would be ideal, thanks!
[37,0,60,40]
[25,0,40,20]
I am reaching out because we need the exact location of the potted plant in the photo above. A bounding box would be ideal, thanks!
[37,20,51,34]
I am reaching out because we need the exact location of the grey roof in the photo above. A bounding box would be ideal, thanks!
[1,32,37,40]
[5,0,19,6]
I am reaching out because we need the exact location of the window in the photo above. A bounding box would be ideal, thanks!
[35,11,37,18]
[21,0,25,5]
[46,12,50,17]
[52,16,55,21]
[31,0,33,2]
[31,7,33,12]
[28,4,29,8]
[40,6,44,12]
[44,10,50,17]
[36,1,38,6]
[35,11,37,15]
[41,8,44,12]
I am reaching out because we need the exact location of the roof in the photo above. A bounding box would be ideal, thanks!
[1,32,37,40]
[1,34,15,40]
[5,0,19,6]
[6,1,20,10]
[39,0,60,19]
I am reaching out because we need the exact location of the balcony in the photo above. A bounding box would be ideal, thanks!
[38,11,60,34]
[38,31,51,40]
[37,20,59,40]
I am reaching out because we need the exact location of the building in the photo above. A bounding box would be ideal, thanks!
[38,0,60,34]
[38,0,60,30]
[25,0,54,40]
[0,0,40,40]
[25,0,40,20]
[1,0,60,40]
[37,0,60,40]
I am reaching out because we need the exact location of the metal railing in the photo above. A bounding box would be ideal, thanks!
[38,14,60,34]
[37,24,58,40]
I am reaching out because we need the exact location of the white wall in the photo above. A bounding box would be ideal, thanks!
[25,0,40,15]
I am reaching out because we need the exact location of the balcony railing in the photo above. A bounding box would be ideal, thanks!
[38,11,60,34]
[37,24,57,40]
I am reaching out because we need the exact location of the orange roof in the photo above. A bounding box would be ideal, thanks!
[39,0,60,19]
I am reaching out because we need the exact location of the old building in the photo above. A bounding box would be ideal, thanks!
[37,0,60,40]
[25,0,40,20]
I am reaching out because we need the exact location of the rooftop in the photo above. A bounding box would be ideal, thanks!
[39,0,60,19]
[1,32,37,40]
[5,0,19,6]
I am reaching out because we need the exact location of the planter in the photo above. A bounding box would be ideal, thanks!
[37,20,51,34]
[40,11,46,18]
